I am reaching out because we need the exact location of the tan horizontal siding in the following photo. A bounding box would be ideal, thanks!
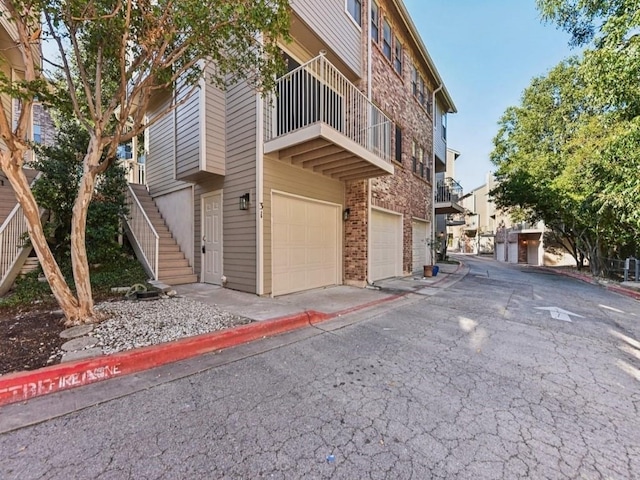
[147,96,191,197]
[290,0,361,75]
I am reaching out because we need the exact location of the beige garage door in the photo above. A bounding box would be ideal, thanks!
[370,209,402,281]
[272,193,340,296]
[412,220,429,273]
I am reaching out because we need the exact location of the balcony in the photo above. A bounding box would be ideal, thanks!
[446,213,465,226]
[435,177,464,214]
[512,221,545,232]
[264,54,394,182]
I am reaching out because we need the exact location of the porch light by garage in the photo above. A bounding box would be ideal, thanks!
[239,193,250,210]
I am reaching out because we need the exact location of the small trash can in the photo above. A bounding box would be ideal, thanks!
[432,265,439,276]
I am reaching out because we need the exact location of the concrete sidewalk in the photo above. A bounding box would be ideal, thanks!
[0,261,468,416]
[174,261,467,321]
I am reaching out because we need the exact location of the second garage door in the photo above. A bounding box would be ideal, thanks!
[412,220,429,273]
[272,193,340,296]
[370,209,403,281]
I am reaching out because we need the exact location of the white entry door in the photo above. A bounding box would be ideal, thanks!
[412,220,429,273]
[272,193,340,296]
[370,209,403,281]
[202,192,222,284]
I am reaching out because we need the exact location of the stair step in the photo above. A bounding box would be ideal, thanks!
[159,244,181,253]
[158,236,179,245]
[159,274,198,286]
[19,257,40,276]
[159,258,191,269]
[160,251,186,260]
[158,265,193,276]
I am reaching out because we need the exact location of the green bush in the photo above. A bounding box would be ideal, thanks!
[0,253,149,309]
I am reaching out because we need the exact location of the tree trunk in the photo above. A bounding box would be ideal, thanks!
[69,139,102,325]
[1,157,81,321]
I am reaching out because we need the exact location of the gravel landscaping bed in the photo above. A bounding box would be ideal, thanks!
[92,296,253,355]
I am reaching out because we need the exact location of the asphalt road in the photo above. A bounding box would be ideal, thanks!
[2,256,640,479]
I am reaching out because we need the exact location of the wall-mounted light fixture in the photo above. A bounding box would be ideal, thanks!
[239,193,250,210]
[343,208,351,221]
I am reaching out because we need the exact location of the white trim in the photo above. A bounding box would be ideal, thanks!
[198,73,207,172]
[367,0,373,101]
[256,91,265,295]
[367,178,372,283]
[200,189,223,285]
[270,190,343,297]
[172,95,178,181]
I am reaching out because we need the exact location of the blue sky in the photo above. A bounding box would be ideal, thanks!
[403,0,578,192]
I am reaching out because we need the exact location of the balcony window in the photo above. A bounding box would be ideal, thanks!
[382,19,392,60]
[347,0,362,26]
[394,37,402,74]
[371,1,379,42]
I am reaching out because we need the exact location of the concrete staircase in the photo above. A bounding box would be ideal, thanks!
[126,183,197,286]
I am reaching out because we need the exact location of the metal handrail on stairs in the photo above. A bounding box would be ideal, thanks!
[124,185,159,280]
[0,172,45,296]
[0,202,30,295]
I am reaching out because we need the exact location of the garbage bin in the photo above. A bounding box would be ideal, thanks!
[432,265,439,276]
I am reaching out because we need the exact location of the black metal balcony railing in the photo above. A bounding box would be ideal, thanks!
[435,177,463,203]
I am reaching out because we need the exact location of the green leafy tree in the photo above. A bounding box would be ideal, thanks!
[490,59,616,273]
[537,0,640,119]
[31,118,128,266]
[0,0,290,325]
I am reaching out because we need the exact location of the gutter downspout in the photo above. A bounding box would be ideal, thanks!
[367,0,373,286]
[431,84,443,255]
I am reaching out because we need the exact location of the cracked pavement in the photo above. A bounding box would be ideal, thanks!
[2,256,639,479]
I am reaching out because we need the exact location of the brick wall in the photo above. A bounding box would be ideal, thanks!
[344,179,368,286]
[343,0,437,279]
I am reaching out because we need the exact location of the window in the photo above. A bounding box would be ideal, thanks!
[442,114,447,139]
[411,66,418,97]
[382,19,392,60]
[33,124,42,144]
[411,140,417,173]
[347,0,362,26]
[424,149,432,181]
[418,77,425,106]
[418,147,424,177]
[371,1,379,42]
[394,36,402,74]
[395,126,402,163]
[426,85,433,114]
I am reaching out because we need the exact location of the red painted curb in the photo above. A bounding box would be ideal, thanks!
[0,293,404,407]
[541,267,640,300]
[606,285,640,301]
[320,294,404,321]
[0,311,315,407]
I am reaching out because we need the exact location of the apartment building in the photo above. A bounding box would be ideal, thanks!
[133,0,456,295]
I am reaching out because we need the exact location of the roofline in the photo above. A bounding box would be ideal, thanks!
[392,0,457,113]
